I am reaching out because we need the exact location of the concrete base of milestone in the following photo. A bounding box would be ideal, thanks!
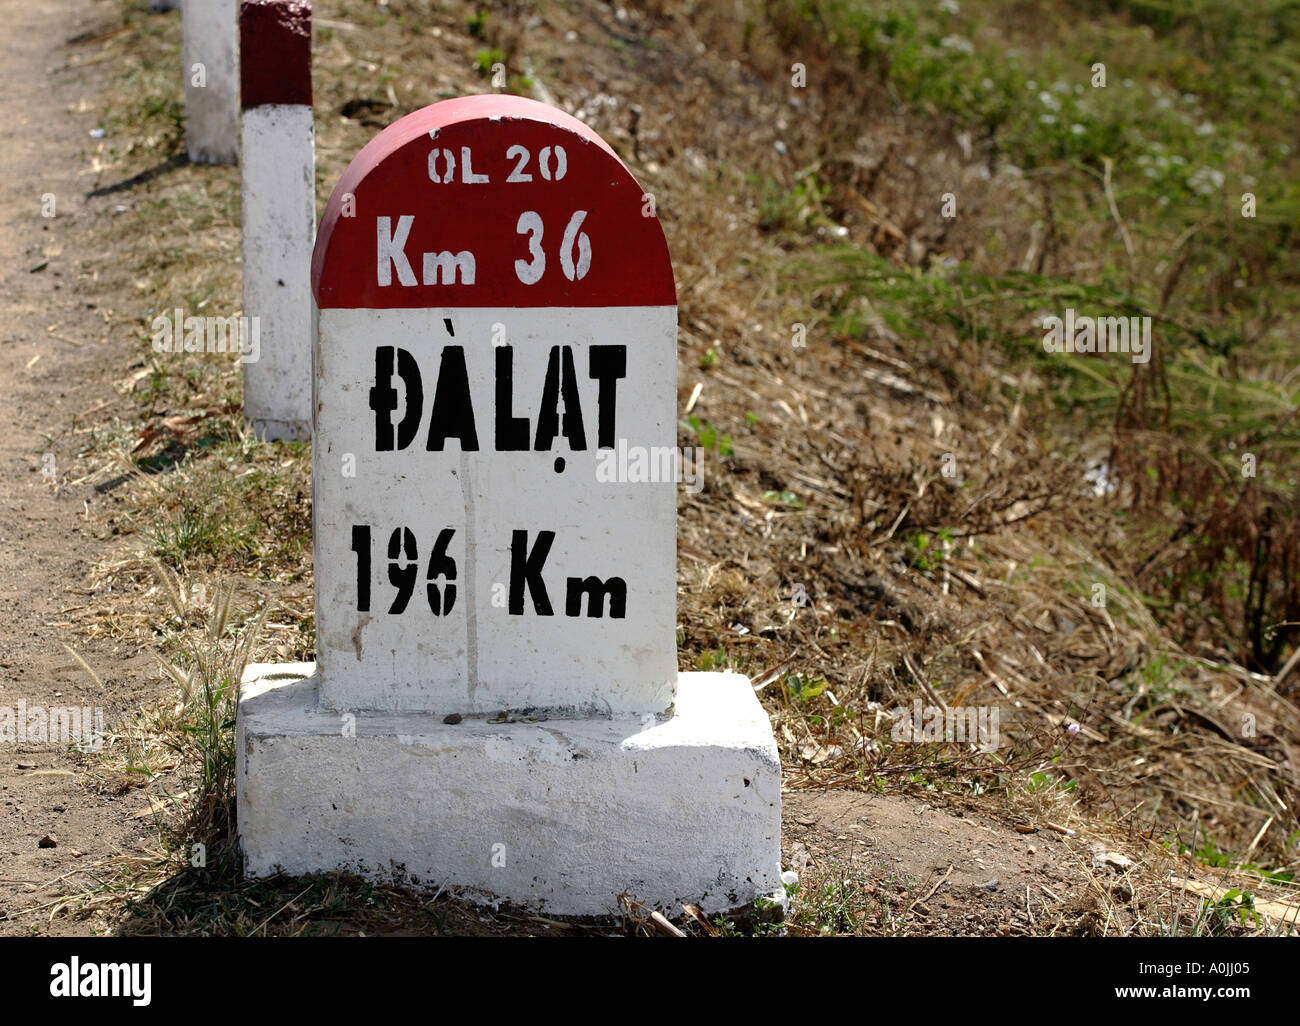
[235,663,783,917]
[246,417,310,443]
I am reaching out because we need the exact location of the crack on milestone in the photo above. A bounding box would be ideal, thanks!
[459,450,478,700]
[351,614,369,661]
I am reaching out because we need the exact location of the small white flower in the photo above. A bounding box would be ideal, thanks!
[1187,166,1225,195]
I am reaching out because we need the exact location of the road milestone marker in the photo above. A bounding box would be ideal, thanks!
[235,95,782,916]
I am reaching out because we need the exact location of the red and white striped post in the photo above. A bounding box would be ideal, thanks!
[182,0,239,164]
[238,0,315,441]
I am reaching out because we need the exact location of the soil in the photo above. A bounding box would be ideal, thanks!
[784,790,1106,935]
[0,0,166,936]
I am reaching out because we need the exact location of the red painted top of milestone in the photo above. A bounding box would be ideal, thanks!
[311,94,675,309]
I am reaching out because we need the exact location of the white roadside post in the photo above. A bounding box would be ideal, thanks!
[182,0,239,164]
[239,0,314,441]
[236,95,782,916]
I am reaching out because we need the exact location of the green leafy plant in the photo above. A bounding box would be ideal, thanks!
[474,48,505,77]
[763,489,804,509]
[465,8,488,37]
[679,415,735,456]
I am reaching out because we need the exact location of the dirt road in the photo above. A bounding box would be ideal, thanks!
[0,0,161,934]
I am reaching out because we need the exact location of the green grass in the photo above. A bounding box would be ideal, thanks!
[782,865,907,935]
[135,433,311,576]
[752,0,1300,671]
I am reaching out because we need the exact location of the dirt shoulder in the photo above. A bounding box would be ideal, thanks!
[0,0,169,935]
[785,790,1117,935]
